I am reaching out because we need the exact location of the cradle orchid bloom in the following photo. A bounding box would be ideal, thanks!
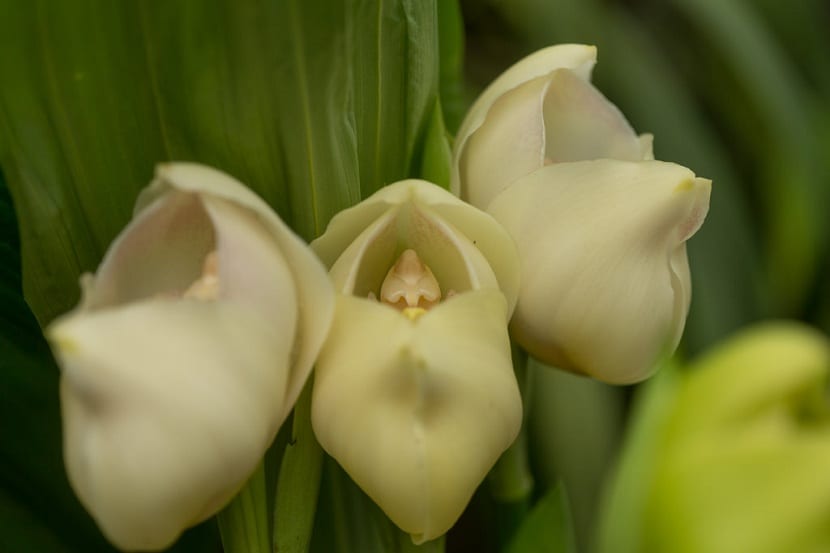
[310,179,522,543]
[452,44,711,384]
[46,163,334,551]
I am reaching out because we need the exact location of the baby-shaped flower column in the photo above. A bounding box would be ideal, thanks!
[46,164,334,551]
[453,44,711,384]
[311,179,523,543]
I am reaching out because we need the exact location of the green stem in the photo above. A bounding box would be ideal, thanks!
[488,344,534,545]
[273,379,324,553]
[217,462,270,553]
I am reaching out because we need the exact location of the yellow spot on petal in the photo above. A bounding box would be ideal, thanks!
[674,178,694,192]
[402,307,427,320]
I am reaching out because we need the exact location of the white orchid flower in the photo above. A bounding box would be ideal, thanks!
[310,179,522,543]
[452,44,711,384]
[46,163,334,551]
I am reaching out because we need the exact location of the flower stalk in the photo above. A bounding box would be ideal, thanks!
[217,463,270,553]
[488,344,535,546]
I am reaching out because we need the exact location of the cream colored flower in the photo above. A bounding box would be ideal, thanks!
[47,163,334,551]
[310,179,522,542]
[453,45,710,383]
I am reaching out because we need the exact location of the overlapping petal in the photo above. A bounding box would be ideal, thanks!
[487,160,710,383]
[47,163,334,550]
[312,291,520,542]
[310,179,522,542]
[453,45,711,383]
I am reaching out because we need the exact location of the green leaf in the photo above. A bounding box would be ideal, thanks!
[0,0,443,326]
[436,0,465,133]
[218,464,270,553]
[527,361,624,551]
[417,100,453,189]
[349,0,440,198]
[667,0,828,314]
[273,382,323,553]
[504,484,576,553]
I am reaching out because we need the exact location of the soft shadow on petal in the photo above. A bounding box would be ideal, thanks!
[50,300,292,551]
[452,45,598,173]
[312,291,521,543]
[86,192,215,309]
[458,74,548,209]
[541,69,642,164]
[141,163,334,422]
[488,160,710,384]
[48,163,335,549]
[313,180,519,312]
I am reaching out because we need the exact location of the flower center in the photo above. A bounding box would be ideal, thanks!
[183,251,220,301]
[379,249,441,319]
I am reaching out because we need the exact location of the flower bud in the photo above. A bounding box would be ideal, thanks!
[310,179,522,542]
[600,322,830,553]
[452,45,709,383]
[47,163,334,551]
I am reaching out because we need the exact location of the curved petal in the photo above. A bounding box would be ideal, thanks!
[452,45,597,183]
[540,69,642,163]
[456,69,644,210]
[487,160,711,384]
[47,162,335,550]
[140,162,334,422]
[311,292,522,543]
[457,68,644,210]
[48,299,293,551]
[457,74,549,209]
[312,180,519,312]
[86,192,215,309]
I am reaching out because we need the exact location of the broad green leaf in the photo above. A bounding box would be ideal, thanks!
[437,0,465,133]
[0,0,168,324]
[418,100,453,189]
[667,0,828,314]
[0,0,444,326]
[273,383,324,553]
[504,484,576,553]
[349,0,439,198]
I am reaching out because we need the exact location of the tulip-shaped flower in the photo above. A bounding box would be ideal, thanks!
[46,163,334,551]
[310,180,523,543]
[453,44,711,383]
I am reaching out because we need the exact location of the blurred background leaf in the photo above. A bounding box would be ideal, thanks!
[504,483,576,553]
